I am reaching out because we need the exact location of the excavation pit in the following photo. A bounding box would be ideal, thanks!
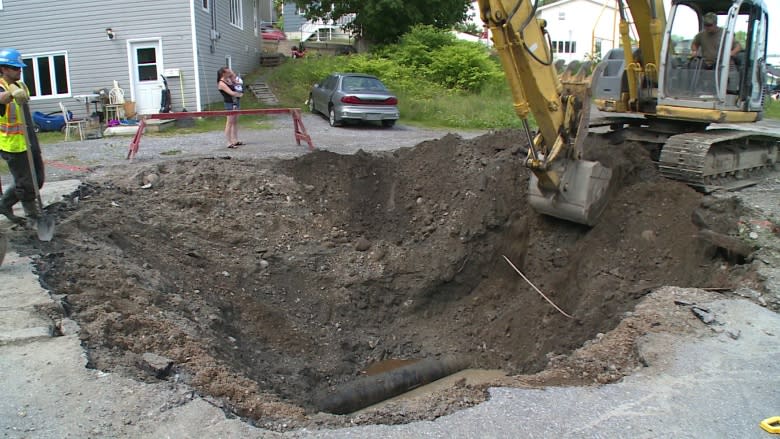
[29,130,756,429]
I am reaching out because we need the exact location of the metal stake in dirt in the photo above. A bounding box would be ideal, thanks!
[18,102,55,241]
[0,231,7,267]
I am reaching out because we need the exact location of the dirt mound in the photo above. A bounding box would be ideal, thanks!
[21,130,750,429]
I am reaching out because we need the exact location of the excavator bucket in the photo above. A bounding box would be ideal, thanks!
[528,159,612,226]
[559,60,595,95]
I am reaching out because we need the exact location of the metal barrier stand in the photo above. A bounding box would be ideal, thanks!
[127,108,314,160]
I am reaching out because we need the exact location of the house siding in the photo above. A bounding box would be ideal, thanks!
[283,3,307,33]
[1,0,262,116]
[195,0,264,109]
[258,0,275,24]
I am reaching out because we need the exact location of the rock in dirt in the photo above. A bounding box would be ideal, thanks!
[354,237,371,251]
[141,352,174,378]
[691,306,716,324]
[696,229,754,261]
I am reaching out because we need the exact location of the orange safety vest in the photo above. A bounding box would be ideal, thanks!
[0,77,28,153]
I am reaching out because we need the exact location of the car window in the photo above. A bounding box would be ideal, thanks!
[364,78,386,91]
[342,76,387,92]
[323,75,337,90]
[342,77,362,91]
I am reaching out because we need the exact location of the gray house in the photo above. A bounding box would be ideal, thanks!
[2,0,274,119]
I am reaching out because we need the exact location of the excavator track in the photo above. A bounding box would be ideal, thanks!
[658,129,780,192]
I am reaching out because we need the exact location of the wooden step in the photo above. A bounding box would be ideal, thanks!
[247,82,279,105]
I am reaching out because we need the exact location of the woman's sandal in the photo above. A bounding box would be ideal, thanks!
[227,143,237,149]
[234,141,245,146]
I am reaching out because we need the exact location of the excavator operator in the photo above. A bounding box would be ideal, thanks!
[690,12,741,69]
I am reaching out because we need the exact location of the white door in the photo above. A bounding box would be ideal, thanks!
[130,40,163,115]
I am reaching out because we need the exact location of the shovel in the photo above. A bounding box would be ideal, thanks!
[18,102,55,241]
[0,231,7,267]
[0,176,4,265]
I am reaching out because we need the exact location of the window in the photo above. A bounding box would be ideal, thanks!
[21,52,70,99]
[551,40,577,54]
[230,0,243,28]
[202,0,209,11]
[136,48,158,81]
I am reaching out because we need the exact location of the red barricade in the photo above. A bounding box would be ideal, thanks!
[127,108,314,160]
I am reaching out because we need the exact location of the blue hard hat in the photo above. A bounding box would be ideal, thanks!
[0,48,25,68]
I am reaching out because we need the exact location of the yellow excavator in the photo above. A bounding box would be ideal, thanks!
[477,0,779,226]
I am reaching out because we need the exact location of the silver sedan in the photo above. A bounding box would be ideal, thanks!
[308,73,400,128]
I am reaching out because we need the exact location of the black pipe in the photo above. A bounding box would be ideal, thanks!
[315,356,467,415]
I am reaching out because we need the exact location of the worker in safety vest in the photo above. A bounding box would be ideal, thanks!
[0,48,43,225]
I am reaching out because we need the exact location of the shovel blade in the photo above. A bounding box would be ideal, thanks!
[36,215,55,242]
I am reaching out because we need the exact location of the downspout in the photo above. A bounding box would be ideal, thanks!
[189,0,203,111]
[210,0,220,53]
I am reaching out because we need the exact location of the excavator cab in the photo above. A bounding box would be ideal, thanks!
[659,1,770,120]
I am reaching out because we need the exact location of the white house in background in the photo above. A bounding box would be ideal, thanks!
[459,2,492,46]
[467,0,620,62]
[536,0,620,62]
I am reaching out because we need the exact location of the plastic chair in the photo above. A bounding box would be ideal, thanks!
[105,87,125,121]
[59,101,86,141]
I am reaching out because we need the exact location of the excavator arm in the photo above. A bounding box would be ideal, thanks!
[477,0,611,225]
[615,0,666,112]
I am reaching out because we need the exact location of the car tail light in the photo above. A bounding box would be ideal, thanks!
[341,96,398,105]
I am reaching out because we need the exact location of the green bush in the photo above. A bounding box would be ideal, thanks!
[425,43,501,92]
[371,25,502,92]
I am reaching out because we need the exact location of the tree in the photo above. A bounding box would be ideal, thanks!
[294,0,471,45]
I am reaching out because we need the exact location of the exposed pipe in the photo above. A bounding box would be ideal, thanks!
[315,356,467,414]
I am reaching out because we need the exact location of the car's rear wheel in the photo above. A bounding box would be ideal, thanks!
[382,120,396,128]
[328,107,340,127]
